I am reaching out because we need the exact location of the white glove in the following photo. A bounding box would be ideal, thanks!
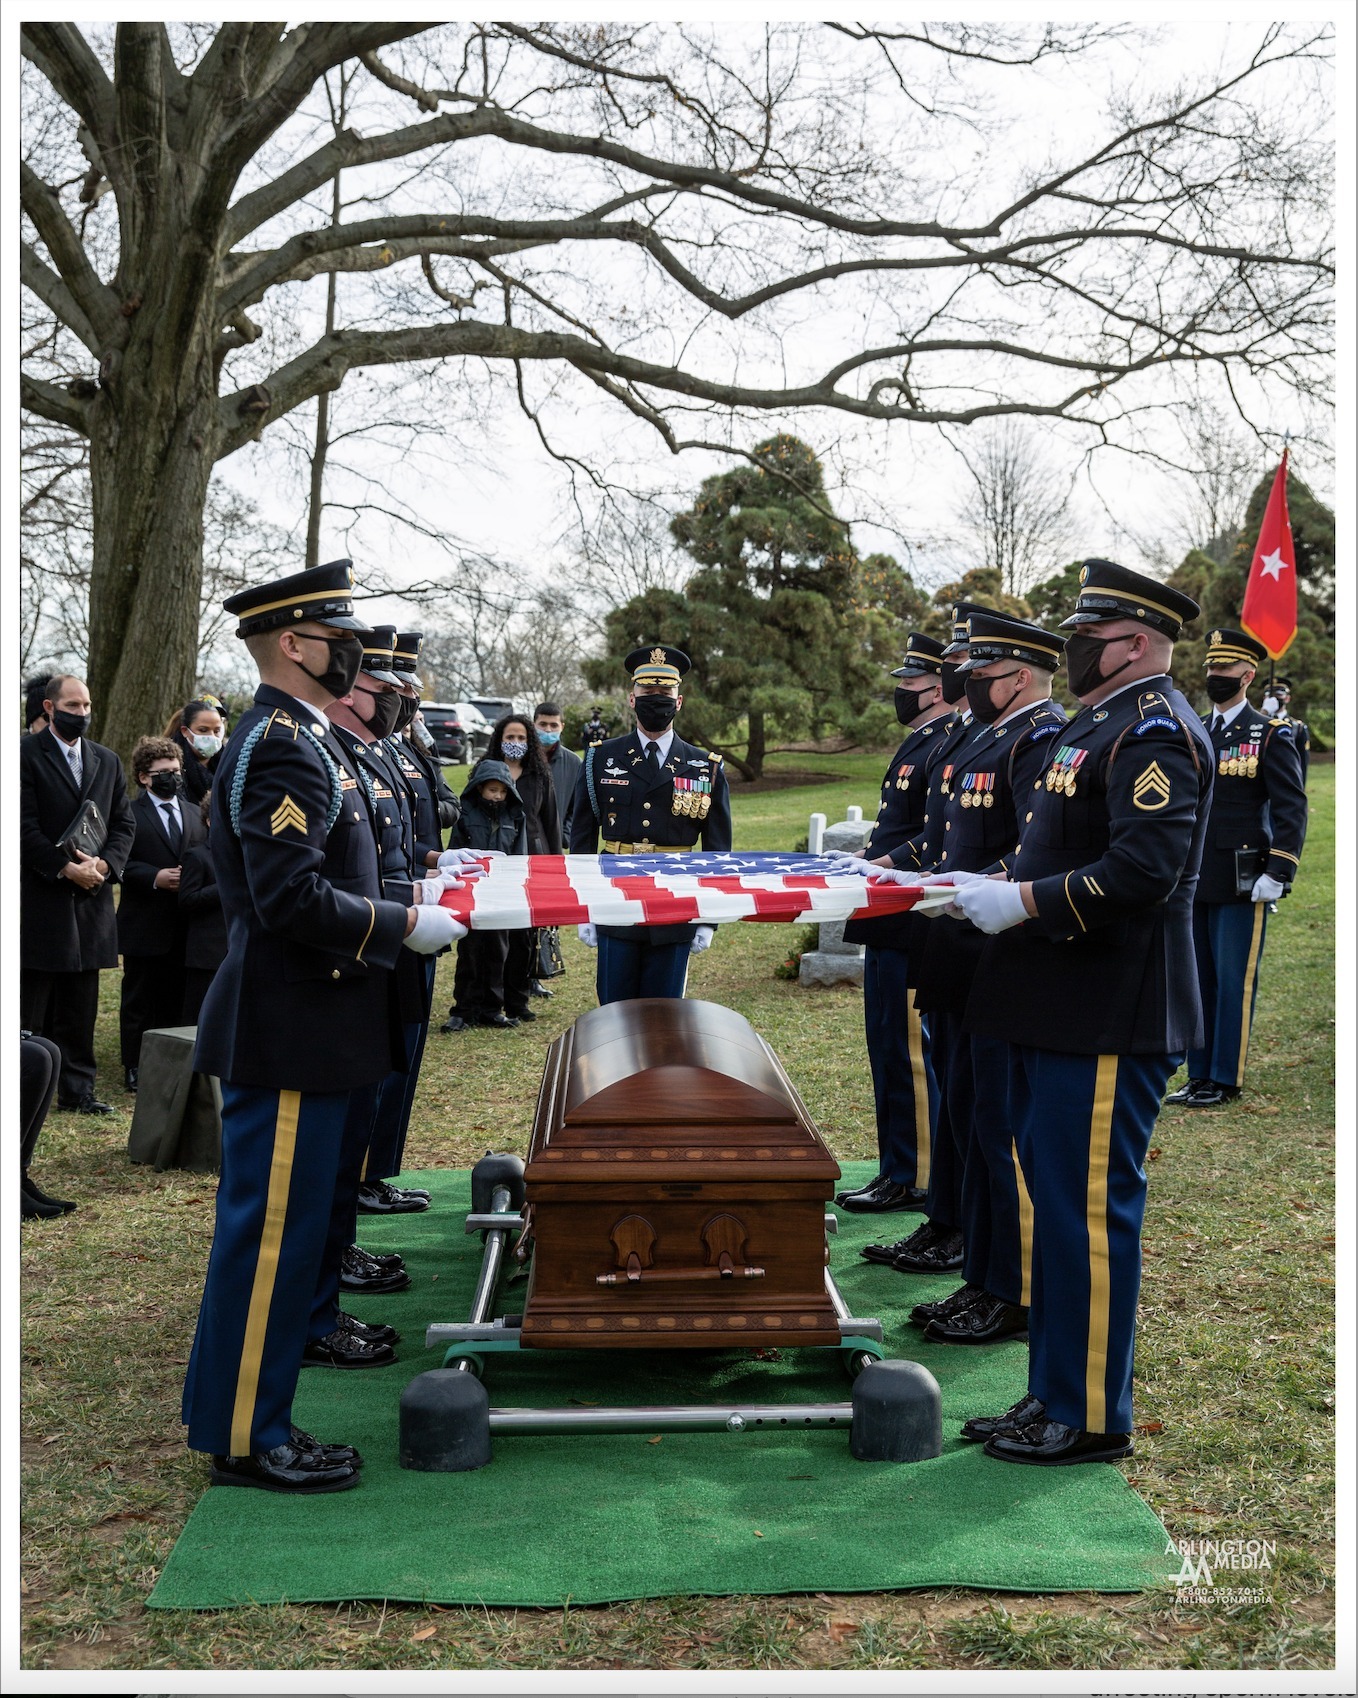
[689,925,715,954]
[1261,695,1280,716]
[1251,873,1286,904]
[826,851,875,876]
[403,905,467,953]
[953,877,1030,935]
[577,923,598,948]
[865,866,917,885]
[438,848,493,870]
[416,872,464,905]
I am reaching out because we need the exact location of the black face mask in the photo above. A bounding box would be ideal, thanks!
[635,694,679,732]
[1205,673,1244,705]
[357,685,402,739]
[940,663,967,705]
[392,694,418,733]
[50,708,91,741]
[297,633,364,700]
[965,670,1024,726]
[149,769,184,798]
[1064,633,1135,700]
[894,685,934,726]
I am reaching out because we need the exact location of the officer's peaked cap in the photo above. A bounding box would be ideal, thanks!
[357,625,402,685]
[956,610,1066,673]
[625,644,691,686]
[225,560,366,638]
[1204,626,1268,669]
[941,601,1001,658]
[890,632,947,677]
[1061,559,1199,639]
[392,631,424,691]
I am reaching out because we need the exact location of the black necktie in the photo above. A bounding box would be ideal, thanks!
[1211,714,1224,738]
[646,741,661,770]
[161,802,182,856]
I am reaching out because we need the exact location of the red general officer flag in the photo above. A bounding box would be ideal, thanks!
[1240,451,1297,659]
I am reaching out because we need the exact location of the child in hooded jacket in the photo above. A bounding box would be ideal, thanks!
[442,760,528,1029]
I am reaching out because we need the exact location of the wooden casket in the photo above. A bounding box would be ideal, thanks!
[519,998,842,1350]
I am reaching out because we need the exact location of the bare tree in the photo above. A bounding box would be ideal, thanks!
[19,22,1332,758]
[953,422,1077,596]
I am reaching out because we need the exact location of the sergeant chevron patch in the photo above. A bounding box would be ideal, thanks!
[1132,762,1171,811]
[270,795,308,835]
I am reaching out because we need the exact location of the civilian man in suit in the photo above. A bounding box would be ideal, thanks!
[117,735,207,1091]
[19,675,136,1113]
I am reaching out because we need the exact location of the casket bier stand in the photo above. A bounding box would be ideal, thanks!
[403,1000,942,1469]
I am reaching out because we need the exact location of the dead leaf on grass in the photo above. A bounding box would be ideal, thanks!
[827,1617,860,1642]
[646,1435,662,1445]
[411,1625,437,1642]
[1134,1420,1165,1436]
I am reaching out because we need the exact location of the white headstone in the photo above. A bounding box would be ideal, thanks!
[846,805,863,823]
[807,812,827,856]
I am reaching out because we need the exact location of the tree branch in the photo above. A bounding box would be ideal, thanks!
[21,373,94,435]
[20,243,100,353]
[20,24,116,142]
[19,162,121,344]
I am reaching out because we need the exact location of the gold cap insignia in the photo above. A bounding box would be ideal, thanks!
[1079,565,1089,585]
[649,647,666,665]
[1210,630,1222,645]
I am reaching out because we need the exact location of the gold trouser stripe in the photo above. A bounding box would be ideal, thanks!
[229,1090,301,1456]
[1236,903,1268,1087]
[1012,1139,1034,1306]
[1084,1056,1118,1433]
[906,1002,931,1189]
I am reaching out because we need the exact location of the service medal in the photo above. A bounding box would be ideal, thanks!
[982,792,994,808]
[1247,756,1258,777]
[1065,775,1077,797]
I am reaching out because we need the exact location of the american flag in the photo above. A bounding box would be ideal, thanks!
[437,852,946,931]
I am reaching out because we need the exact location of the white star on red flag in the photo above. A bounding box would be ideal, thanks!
[1259,548,1289,581]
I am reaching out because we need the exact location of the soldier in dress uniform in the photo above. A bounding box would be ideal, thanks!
[874,612,1067,1349]
[946,558,1211,1465]
[850,604,995,1281]
[569,645,733,1003]
[1262,676,1310,784]
[1165,627,1307,1108]
[834,633,951,1215]
[183,563,463,1493]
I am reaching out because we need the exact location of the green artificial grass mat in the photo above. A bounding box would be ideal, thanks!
[149,1162,1176,1610]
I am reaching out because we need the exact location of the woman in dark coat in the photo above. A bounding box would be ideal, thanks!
[177,793,228,1026]
[164,698,226,805]
[483,715,559,1022]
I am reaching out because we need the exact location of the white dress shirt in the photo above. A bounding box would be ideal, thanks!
[637,726,675,764]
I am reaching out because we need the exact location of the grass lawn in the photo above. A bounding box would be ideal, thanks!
[18,756,1335,1673]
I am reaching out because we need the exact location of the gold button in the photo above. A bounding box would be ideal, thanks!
[331,969,341,979]
[384,815,391,824]
[1026,811,1033,822]
[945,821,951,830]
[941,851,948,861]
[353,811,360,821]
[1033,780,1041,790]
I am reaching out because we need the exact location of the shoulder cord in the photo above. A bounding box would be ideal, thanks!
[228,717,343,838]
[584,743,600,825]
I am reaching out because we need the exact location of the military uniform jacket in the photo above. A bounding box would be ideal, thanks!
[570,728,733,944]
[842,712,956,951]
[1196,706,1307,904]
[908,700,1067,1014]
[342,729,429,1028]
[194,685,410,1092]
[400,734,460,863]
[964,678,1214,1056]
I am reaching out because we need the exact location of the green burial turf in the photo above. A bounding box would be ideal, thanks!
[148,1161,1176,1611]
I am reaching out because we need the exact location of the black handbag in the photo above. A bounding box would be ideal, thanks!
[1234,847,1267,897]
[536,925,566,979]
[57,797,107,862]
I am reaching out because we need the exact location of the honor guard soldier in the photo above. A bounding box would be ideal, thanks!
[876,612,1067,1348]
[389,632,463,865]
[1261,676,1310,785]
[1167,627,1307,1108]
[949,558,1211,1466]
[569,645,732,1002]
[847,604,994,1273]
[834,633,951,1215]
[182,563,464,1494]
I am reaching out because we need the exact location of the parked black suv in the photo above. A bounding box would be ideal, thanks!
[418,703,469,764]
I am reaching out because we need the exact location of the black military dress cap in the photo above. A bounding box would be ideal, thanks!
[1060,558,1200,638]
[392,631,424,689]
[890,632,948,677]
[224,559,366,637]
[358,626,402,685]
[1204,626,1268,668]
[624,644,691,686]
[956,610,1066,673]
[941,601,1001,658]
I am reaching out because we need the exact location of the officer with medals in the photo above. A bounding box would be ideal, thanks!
[875,612,1068,1349]
[833,633,951,1215]
[1263,677,1310,783]
[569,645,732,1002]
[948,558,1211,1466]
[846,604,994,1280]
[1166,627,1307,1108]
[183,564,464,1493]
[388,632,463,866]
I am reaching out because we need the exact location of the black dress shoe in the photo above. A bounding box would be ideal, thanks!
[1164,1077,1208,1105]
[840,1179,928,1214]
[910,1282,982,1328]
[1184,1082,1241,1107]
[340,1246,411,1293]
[21,1191,64,1220]
[893,1228,964,1274]
[59,1095,114,1116]
[290,1425,364,1468]
[336,1310,401,1347]
[22,1175,77,1214]
[439,1016,469,1034]
[474,1011,519,1029]
[124,1067,139,1093]
[529,980,553,998]
[346,1243,406,1274]
[862,1218,944,1265]
[302,1327,397,1369]
[210,1439,360,1494]
[356,1179,429,1215]
[960,1394,1047,1444]
[837,1173,891,1206]
[508,1006,537,1022]
[924,1292,1028,1345]
[984,1418,1133,1466]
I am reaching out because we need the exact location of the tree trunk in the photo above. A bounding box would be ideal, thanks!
[744,708,766,781]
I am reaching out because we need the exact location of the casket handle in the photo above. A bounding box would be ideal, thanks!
[596,1263,766,1285]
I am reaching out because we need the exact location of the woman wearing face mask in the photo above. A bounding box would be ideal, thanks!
[483,716,561,1023]
[165,698,227,804]
[117,737,207,1091]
